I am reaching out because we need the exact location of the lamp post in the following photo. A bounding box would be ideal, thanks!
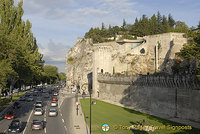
[89,89,91,134]
[75,76,81,116]
[87,72,92,134]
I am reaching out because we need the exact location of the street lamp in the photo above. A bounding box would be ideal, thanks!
[87,72,92,134]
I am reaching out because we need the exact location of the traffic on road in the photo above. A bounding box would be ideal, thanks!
[0,85,68,134]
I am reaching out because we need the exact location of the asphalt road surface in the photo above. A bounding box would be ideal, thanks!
[0,88,75,134]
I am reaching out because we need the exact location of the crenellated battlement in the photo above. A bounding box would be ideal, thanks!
[97,73,200,89]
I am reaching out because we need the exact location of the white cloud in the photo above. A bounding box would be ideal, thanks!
[39,40,70,72]
[21,0,138,26]
[75,8,109,16]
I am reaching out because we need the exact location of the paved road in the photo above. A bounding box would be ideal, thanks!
[0,88,75,134]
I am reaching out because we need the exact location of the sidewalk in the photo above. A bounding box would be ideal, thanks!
[59,88,89,134]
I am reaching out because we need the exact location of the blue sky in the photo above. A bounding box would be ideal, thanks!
[15,0,200,73]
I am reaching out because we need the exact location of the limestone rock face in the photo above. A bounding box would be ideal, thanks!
[65,39,93,90]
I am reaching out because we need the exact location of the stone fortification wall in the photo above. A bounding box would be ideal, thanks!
[144,33,187,73]
[97,73,200,123]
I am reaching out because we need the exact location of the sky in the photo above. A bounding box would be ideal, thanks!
[14,0,200,73]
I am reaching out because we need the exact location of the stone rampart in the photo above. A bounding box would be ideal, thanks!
[97,73,200,123]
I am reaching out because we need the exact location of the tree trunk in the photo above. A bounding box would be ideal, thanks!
[9,78,18,102]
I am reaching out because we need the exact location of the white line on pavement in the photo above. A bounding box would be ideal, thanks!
[62,118,65,123]
[60,113,63,116]
[44,127,47,133]
[23,109,33,134]
[4,130,6,133]
[64,126,67,132]
[59,99,64,108]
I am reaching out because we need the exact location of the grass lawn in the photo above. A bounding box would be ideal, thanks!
[0,91,27,113]
[80,98,200,134]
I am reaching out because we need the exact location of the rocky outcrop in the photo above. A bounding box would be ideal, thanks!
[65,39,93,90]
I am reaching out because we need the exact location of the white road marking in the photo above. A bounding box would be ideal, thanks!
[44,127,47,133]
[62,118,65,123]
[60,113,63,116]
[59,99,64,108]
[64,126,67,132]
[4,130,6,133]
[23,109,34,134]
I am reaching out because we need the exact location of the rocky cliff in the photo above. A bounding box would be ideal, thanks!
[65,39,93,90]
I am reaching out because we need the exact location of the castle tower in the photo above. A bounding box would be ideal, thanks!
[92,43,113,97]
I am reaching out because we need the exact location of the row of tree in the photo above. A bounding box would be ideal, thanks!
[42,65,66,84]
[85,12,190,43]
[0,0,66,98]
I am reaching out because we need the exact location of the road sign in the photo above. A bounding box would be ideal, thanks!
[76,102,79,106]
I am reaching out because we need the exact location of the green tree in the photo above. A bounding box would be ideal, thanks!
[168,13,175,28]
[0,0,44,99]
[162,15,170,33]
[176,30,200,74]
[174,21,189,33]
[157,11,163,33]
[58,72,66,82]
[43,65,59,84]
[149,14,158,35]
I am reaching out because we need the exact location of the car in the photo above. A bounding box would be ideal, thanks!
[52,97,58,102]
[48,108,58,117]
[5,111,14,120]
[26,96,34,101]
[8,119,21,133]
[19,96,26,101]
[53,92,58,96]
[34,108,43,116]
[25,92,31,97]
[50,101,57,107]
[35,101,43,107]
[33,91,38,96]
[31,120,44,130]
[30,88,35,92]
[82,92,87,96]
[71,91,76,94]
[42,90,47,93]
[44,93,49,98]
[48,90,52,94]
[12,102,20,109]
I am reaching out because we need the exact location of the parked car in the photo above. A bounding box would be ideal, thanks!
[34,108,43,116]
[12,102,20,109]
[31,120,44,130]
[82,92,87,96]
[8,119,21,133]
[48,108,58,117]
[5,111,14,120]
[50,101,57,107]
[71,91,76,94]
[30,88,35,92]
[19,96,26,101]
[25,92,31,97]
[33,91,39,96]
[26,96,34,102]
